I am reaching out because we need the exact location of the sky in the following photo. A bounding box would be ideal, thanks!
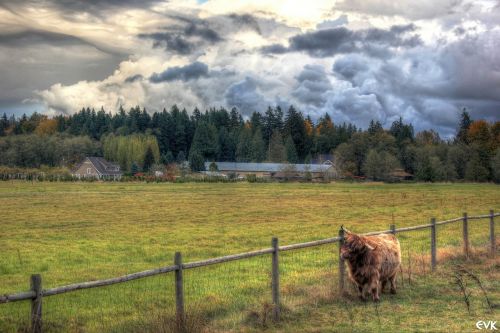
[0,0,499,136]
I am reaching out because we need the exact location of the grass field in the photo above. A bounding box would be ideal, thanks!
[0,181,499,332]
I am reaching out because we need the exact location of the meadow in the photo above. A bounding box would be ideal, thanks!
[0,181,499,332]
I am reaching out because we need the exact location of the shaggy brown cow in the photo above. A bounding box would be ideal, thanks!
[340,227,401,302]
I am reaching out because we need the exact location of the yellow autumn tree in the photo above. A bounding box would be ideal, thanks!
[34,118,57,136]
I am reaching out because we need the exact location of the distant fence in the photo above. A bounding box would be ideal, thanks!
[0,210,498,333]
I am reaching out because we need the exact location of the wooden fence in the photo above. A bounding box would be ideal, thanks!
[0,210,498,333]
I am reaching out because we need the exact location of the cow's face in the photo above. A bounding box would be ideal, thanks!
[340,233,374,260]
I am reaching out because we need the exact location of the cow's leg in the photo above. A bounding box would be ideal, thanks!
[370,278,380,302]
[389,274,397,294]
[360,285,369,301]
[357,285,363,297]
[381,279,388,293]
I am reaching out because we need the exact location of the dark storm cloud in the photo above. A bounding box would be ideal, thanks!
[224,77,269,115]
[261,24,421,58]
[292,65,332,107]
[184,23,221,42]
[260,43,289,54]
[150,61,209,82]
[333,54,369,79]
[228,14,262,34]
[327,26,500,136]
[167,15,223,42]
[139,31,194,54]
[125,74,144,83]
[139,16,223,55]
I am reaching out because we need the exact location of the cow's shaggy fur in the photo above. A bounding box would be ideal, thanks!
[340,228,401,302]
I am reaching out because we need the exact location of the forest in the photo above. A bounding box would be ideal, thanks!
[0,105,498,182]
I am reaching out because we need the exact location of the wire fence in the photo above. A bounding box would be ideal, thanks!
[0,210,497,333]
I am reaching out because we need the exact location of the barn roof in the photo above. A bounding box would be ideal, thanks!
[86,157,122,175]
[204,162,333,173]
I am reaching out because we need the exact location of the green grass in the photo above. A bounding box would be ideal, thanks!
[0,181,499,332]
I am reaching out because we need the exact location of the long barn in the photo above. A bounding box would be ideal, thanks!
[203,161,337,179]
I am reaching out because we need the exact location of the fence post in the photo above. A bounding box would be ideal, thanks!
[490,210,496,258]
[174,252,185,332]
[390,224,396,235]
[463,212,469,259]
[271,237,280,322]
[30,274,42,333]
[338,228,345,294]
[431,218,436,271]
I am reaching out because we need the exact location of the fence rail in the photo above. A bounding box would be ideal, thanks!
[1,210,498,333]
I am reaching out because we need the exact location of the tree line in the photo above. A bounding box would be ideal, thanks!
[0,106,498,181]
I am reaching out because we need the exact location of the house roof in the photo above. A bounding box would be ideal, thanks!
[83,157,122,175]
[204,162,333,173]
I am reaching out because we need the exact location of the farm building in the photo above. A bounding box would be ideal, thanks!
[203,161,337,180]
[389,168,414,181]
[72,157,122,180]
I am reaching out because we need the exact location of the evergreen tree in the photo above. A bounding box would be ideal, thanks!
[267,130,286,162]
[285,136,298,163]
[368,120,383,135]
[190,121,218,160]
[456,109,472,144]
[251,128,266,162]
[217,127,236,161]
[250,112,263,133]
[176,151,186,163]
[189,150,205,171]
[316,113,335,154]
[131,162,139,175]
[161,151,175,164]
[229,107,242,131]
[209,161,218,172]
[389,117,414,145]
[283,105,307,160]
[192,107,202,123]
[236,126,253,162]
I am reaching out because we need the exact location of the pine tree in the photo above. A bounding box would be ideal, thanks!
[131,162,139,175]
[267,130,286,162]
[368,120,383,135]
[456,109,472,144]
[236,127,253,162]
[285,136,298,163]
[283,105,307,160]
[161,151,174,164]
[250,112,263,133]
[217,127,236,161]
[251,128,266,162]
[189,150,205,171]
[176,151,186,163]
[190,121,218,160]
